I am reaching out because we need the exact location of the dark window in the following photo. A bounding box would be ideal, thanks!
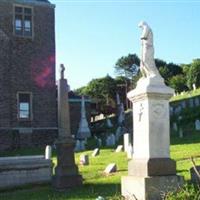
[14,6,33,37]
[18,93,32,120]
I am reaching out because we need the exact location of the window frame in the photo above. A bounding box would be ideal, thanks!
[17,92,33,121]
[13,4,34,38]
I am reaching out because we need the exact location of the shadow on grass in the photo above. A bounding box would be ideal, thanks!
[171,133,200,145]
[0,183,121,200]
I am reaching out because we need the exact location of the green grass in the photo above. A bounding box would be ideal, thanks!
[1,134,200,199]
[170,88,200,102]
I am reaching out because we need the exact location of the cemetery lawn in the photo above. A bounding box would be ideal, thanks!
[1,133,200,200]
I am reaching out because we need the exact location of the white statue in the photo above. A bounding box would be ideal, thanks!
[138,21,161,78]
[60,64,65,79]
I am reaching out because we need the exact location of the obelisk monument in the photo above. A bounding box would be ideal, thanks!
[52,64,82,190]
[121,21,183,200]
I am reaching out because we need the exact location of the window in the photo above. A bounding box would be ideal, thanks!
[14,6,33,37]
[17,93,32,120]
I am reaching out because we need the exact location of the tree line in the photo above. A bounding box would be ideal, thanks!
[75,54,200,115]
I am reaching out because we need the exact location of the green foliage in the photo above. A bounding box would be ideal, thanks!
[169,74,188,93]
[187,59,200,90]
[165,184,200,200]
[115,54,140,79]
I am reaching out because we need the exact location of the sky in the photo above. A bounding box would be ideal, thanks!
[50,0,200,90]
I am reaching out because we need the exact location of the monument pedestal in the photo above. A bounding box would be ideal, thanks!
[52,138,82,190]
[121,77,183,200]
[122,175,183,200]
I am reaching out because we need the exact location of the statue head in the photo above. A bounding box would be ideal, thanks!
[138,21,148,28]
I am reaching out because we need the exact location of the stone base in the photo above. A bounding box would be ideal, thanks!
[121,175,184,200]
[128,158,176,176]
[52,174,82,191]
[52,140,83,190]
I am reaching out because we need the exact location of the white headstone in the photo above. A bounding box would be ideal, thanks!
[45,145,52,160]
[92,148,100,157]
[80,154,89,165]
[123,133,130,152]
[193,83,196,90]
[127,144,133,159]
[106,118,113,128]
[104,163,117,174]
[115,145,123,153]
[195,120,200,131]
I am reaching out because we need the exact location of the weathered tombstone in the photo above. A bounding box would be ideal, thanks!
[179,128,183,138]
[45,145,52,160]
[92,148,100,157]
[104,163,117,174]
[74,140,81,152]
[195,98,200,107]
[181,101,186,109]
[97,138,102,147]
[189,99,194,108]
[121,22,183,200]
[115,145,123,153]
[106,118,113,128]
[190,166,200,184]
[80,154,89,166]
[52,64,82,190]
[195,120,200,131]
[116,126,122,141]
[124,133,130,153]
[110,134,116,146]
[172,122,178,132]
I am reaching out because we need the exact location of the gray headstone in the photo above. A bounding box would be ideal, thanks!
[195,98,200,107]
[195,120,200,131]
[45,145,52,160]
[115,145,123,153]
[80,154,89,165]
[92,148,100,157]
[104,163,117,174]
[189,99,194,108]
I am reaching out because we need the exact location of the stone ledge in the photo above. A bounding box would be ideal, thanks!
[121,175,184,200]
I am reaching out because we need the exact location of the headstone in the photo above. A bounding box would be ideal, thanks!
[193,83,196,90]
[80,154,89,166]
[97,138,102,147]
[96,196,105,200]
[179,128,183,138]
[121,22,183,200]
[181,101,186,109]
[76,96,91,140]
[127,144,133,159]
[45,145,52,160]
[115,145,123,153]
[189,99,194,108]
[52,64,82,190]
[92,148,100,157]
[195,119,200,131]
[172,122,178,132]
[106,118,113,128]
[104,163,117,174]
[190,166,200,184]
[195,98,200,107]
[116,126,122,141]
[123,133,130,152]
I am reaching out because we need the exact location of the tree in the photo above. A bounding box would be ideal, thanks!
[115,54,140,79]
[169,75,188,93]
[187,59,200,90]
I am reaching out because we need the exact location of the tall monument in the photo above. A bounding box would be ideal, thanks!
[121,21,183,200]
[52,64,82,190]
[76,96,91,140]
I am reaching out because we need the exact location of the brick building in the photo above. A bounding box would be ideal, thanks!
[0,0,57,150]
